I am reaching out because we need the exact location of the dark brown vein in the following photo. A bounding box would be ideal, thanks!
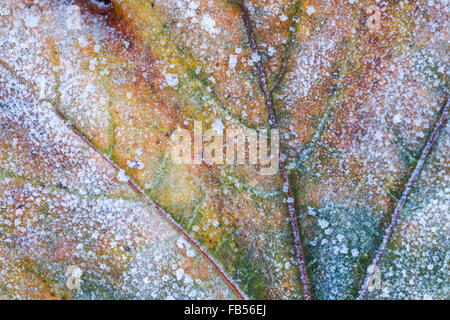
[357,98,449,300]
[239,0,311,299]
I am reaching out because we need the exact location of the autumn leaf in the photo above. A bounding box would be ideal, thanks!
[0,0,448,300]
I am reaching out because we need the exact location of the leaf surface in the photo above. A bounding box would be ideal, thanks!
[0,0,448,299]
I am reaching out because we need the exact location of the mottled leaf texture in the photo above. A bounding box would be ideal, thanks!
[0,0,448,300]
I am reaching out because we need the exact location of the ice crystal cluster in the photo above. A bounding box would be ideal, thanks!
[0,0,448,300]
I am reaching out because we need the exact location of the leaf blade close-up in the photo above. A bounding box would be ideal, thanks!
[0,0,448,300]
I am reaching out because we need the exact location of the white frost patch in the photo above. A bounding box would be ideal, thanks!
[127,158,145,170]
[211,118,224,135]
[89,58,98,71]
[24,14,40,28]
[251,52,261,63]
[307,207,317,216]
[78,36,89,48]
[71,267,83,278]
[175,268,185,281]
[229,55,237,70]
[393,113,402,124]
[186,249,195,257]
